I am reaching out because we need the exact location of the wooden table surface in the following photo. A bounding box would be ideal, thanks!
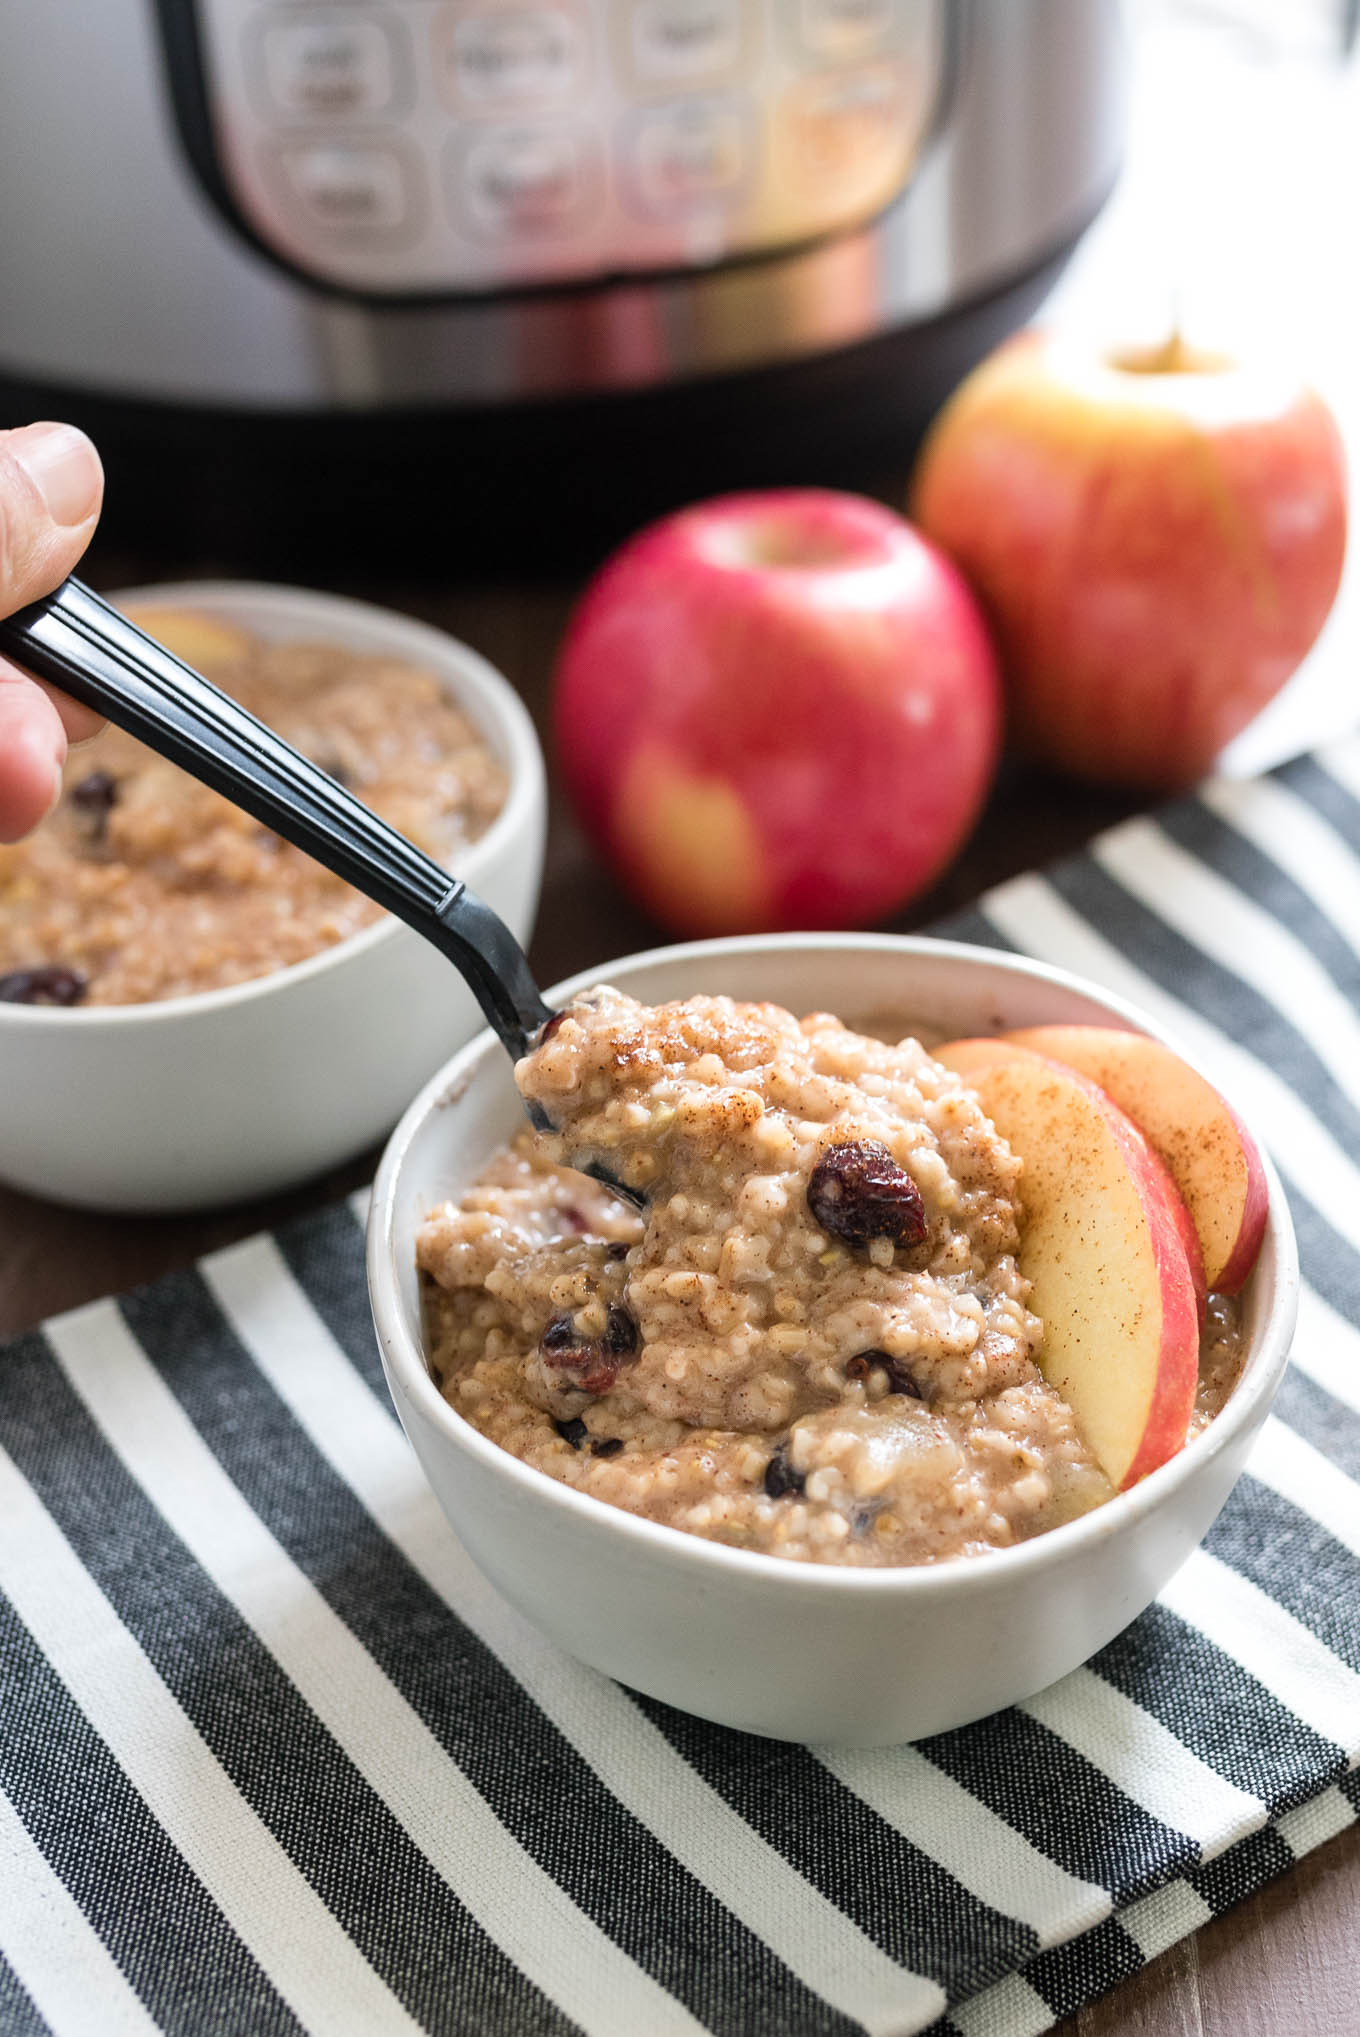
[2,555,1355,2037]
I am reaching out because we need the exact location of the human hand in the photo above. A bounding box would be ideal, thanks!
[0,422,105,842]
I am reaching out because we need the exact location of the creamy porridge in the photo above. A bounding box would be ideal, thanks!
[0,622,506,1006]
[420,988,1246,1568]
[1189,1293,1247,1443]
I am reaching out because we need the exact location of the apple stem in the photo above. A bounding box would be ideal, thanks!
[1107,327,1232,377]
[1149,329,1194,374]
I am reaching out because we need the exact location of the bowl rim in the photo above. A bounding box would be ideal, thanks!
[0,578,545,1028]
[368,930,1300,1600]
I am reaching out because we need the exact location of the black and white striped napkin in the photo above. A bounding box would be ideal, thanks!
[3,744,1360,2037]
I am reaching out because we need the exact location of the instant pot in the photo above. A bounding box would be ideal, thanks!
[0,0,1127,563]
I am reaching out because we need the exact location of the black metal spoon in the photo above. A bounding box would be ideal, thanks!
[0,576,558,1072]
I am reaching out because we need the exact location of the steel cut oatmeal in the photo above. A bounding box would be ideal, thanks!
[0,621,506,1006]
[419,987,1244,1569]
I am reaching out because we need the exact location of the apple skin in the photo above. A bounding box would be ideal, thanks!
[1001,1024,1267,1296]
[935,1037,1200,1491]
[552,489,1002,936]
[909,330,1348,789]
[1169,1170,1209,1336]
[957,1030,1215,1331]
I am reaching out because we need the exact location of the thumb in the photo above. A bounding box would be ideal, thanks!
[0,422,104,614]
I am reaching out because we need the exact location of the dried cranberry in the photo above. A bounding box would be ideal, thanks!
[605,1305,638,1355]
[591,1437,624,1460]
[70,770,118,815]
[845,1348,924,1400]
[68,770,119,850]
[882,1356,925,1401]
[538,1306,640,1398]
[807,1141,926,1252]
[559,1204,588,1234]
[538,1011,566,1044]
[763,1445,805,1500]
[0,966,87,1006]
[575,1356,621,1395]
[553,1416,588,1449]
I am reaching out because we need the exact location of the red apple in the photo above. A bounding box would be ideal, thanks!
[552,489,1002,935]
[1000,1024,1267,1294]
[910,330,1347,789]
[935,1036,1200,1490]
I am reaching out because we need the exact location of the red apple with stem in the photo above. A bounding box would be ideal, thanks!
[552,489,1002,936]
[910,329,1347,790]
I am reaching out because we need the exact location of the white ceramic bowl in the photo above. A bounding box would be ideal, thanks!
[368,934,1298,1747]
[0,581,545,1212]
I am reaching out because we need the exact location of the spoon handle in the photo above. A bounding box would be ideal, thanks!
[0,577,554,1060]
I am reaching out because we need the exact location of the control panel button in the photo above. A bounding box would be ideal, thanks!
[625,0,746,87]
[452,125,596,235]
[777,59,921,224]
[434,7,587,111]
[797,0,901,61]
[277,140,414,230]
[198,0,942,291]
[624,97,750,214]
[781,60,920,185]
[257,16,400,119]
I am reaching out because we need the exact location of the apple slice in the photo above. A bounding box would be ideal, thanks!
[121,606,254,670]
[1000,1025,1267,1294]
[1167,1164,1208,1334]
[936,1038,1199,1490]
[943,1035,1208,1331]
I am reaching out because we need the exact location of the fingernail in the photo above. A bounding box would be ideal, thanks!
[14,423,103,527]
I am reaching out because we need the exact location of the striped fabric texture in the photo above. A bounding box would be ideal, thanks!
[3,744,1360,2037]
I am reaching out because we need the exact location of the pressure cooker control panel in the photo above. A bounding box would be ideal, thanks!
[171,0,946,296]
